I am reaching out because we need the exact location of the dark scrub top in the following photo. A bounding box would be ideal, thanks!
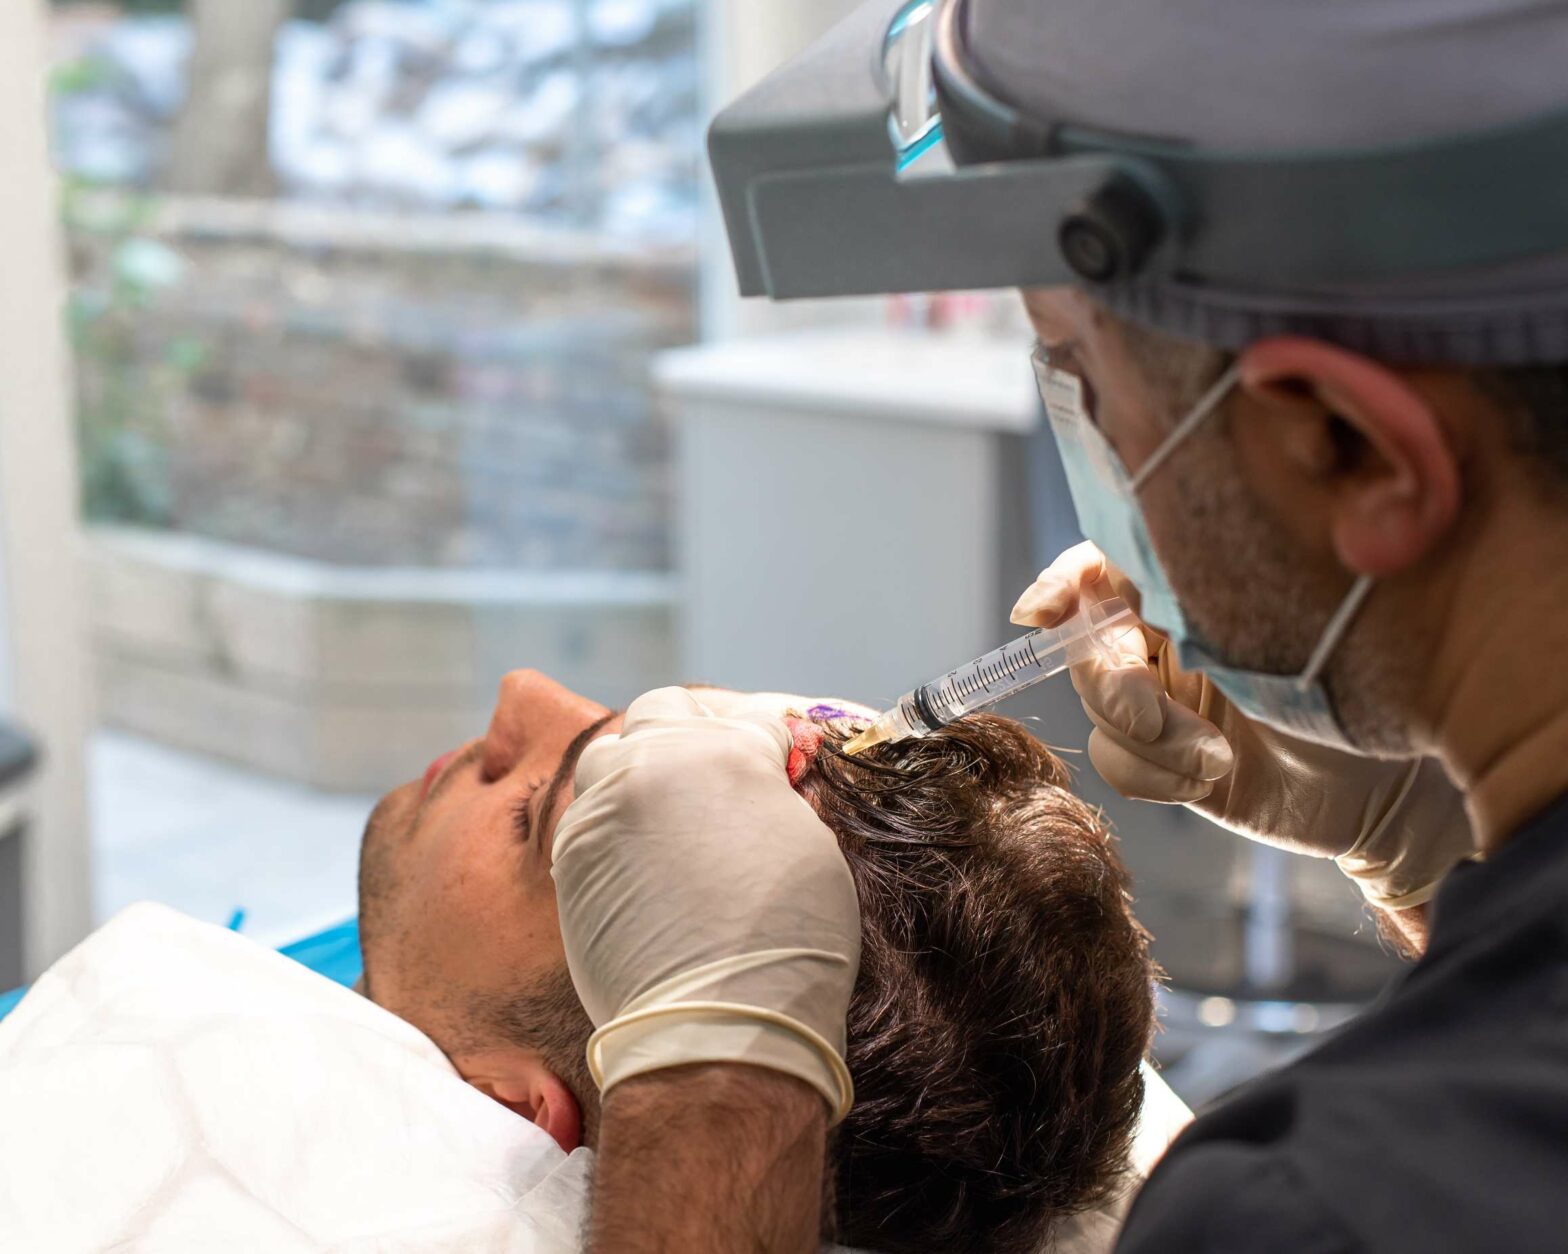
[1117,793,1568,1253]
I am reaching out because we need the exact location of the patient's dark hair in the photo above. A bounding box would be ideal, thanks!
[803,713,1155,1254]
[472,711,1156,1253]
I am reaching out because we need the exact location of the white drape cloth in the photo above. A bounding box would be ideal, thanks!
[0,903,1190,1253]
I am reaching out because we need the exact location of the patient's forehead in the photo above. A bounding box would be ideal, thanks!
[687,686,877,724]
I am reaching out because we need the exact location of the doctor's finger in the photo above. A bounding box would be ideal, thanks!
[1082,699,1234,784]
[1086,727,1218,805]
[618,685,713,736]
[569,732,623,795]
[1009,542,1130,628]
[726,709,796,764]
[1071,639,1167,744]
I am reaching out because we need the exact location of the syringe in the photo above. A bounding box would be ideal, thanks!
[842,598,1136,756]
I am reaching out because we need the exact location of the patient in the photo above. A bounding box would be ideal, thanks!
[357,671,1161,1254]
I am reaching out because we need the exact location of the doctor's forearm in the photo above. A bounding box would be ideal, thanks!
[588,1063,827,1254]
[1376,902,1431,959]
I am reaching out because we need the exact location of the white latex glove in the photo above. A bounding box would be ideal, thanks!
[1012,542,1475,911]
[551,686,859,1122]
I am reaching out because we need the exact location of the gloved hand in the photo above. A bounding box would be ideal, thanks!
[1012,542,1475,910]
[551,686,859,1122]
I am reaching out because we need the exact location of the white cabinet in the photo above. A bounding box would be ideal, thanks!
[658,328,1037,704]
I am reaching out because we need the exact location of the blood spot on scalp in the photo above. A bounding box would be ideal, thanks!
[785,717,825,786]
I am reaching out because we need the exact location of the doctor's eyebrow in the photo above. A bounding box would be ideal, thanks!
[534,710,620,849]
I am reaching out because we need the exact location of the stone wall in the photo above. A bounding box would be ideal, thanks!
[89,524,678,792]
[70,196,696,569]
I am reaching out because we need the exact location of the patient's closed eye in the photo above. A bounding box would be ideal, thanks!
[511,780,545,844]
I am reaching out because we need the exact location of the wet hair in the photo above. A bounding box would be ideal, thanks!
[803,713,1156,1254]
[466,711,1156,1253]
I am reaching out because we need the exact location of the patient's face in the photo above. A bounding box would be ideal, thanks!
[359,673,1156,1249]
[357,670,871,1059]
[357,670,612,1047]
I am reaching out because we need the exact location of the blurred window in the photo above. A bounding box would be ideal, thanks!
[46,0,698,942]
[49,0,697,566]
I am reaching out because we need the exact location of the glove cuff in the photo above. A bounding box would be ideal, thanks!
[587,1004,855,1125]
[1339,869,1447,912]
[1335,758,1474,911]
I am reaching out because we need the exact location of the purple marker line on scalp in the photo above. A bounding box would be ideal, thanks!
[807,703,864,722]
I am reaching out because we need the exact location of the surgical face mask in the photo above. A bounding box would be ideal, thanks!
[1032,343,1374,749]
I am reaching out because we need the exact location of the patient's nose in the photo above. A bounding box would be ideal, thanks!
[480,669,605,781]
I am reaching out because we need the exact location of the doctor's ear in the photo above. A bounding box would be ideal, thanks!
[1235,336,1461,576]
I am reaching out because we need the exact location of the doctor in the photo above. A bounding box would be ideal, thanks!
[552,1,1568,1250]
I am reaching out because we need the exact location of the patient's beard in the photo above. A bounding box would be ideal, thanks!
[355,791,597,1140]
[355,790,406,970]
[469,967,599,1143]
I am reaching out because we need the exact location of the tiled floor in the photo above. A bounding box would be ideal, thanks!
[91,730,377,948]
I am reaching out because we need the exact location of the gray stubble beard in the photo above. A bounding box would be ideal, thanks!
[1152,423,1420,756]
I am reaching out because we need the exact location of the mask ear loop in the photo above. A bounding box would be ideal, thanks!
[1297,573,1375,693]
[1234,335,1448,697]
[1130,362,1242,492]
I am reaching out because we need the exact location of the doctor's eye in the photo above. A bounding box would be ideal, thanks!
[1039,340,1080,371]
[1043,344,1101,427]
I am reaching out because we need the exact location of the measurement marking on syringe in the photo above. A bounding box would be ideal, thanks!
[848,602,1129,755]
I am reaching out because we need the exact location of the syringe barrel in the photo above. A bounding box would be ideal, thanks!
[915,598,1133,728]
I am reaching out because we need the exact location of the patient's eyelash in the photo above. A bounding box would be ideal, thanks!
[511,778,546,845]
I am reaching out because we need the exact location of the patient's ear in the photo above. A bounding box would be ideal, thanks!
[462,1055,583,1154]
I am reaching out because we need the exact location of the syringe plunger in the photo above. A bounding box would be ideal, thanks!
[843,598,1133,756]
